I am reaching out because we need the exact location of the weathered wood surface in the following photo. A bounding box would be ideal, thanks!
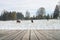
[0,30,60,40]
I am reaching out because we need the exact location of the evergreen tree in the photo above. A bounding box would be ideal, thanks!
[11,11,17,20]
[16,12,24,19]
[2,10,9,20]
[46,14,50,19]
[53,5,59,19]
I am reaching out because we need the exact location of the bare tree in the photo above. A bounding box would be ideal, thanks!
[25,11,30,19]
[36,7,46,19]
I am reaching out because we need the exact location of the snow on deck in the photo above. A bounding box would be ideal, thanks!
[0,19,60,30]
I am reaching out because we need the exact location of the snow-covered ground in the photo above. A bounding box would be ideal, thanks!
[0,19,60,30]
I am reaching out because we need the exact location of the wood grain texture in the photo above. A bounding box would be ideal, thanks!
[0,30,60,40]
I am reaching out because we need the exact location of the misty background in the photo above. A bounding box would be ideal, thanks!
[0,0,59,16]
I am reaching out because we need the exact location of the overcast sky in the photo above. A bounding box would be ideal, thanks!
[0,0,59,16]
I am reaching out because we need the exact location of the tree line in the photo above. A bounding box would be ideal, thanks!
[0,10,24,20]
[0,4,60,20]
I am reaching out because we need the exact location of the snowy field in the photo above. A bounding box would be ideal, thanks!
[0,19,60,30]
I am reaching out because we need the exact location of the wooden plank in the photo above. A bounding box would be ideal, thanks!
[22,30,29,40]
[0,30,60,40]
[31,30,38,40]
[34,30,46,40]
[43,30,60,40]
[38,30,57,40]
[13,30,26,40]
[1,30,21,40]
[0,30,20,40]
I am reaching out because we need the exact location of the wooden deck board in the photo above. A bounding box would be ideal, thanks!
[0,30,60,40]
